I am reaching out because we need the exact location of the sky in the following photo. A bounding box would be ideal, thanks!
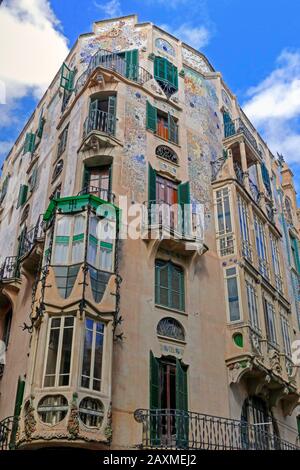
[1,0,300,197]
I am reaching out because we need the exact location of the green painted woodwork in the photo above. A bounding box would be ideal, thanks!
[16,184,28,208]
[10,377,25,449]
[23,132,36,154]
[148,164,156,203]
[125,49,138,81]
[60,62,75,92]
[178,181,191,235]
[176,359,188,448]
[154,56,178,91]
[149,351,161,447]
[146,101,157,132]
[233,333,244,348]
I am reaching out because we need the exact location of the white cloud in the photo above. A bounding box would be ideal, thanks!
[94,0,122,18]
[0,0,69,135]
[172,23,211,49]
[0,141,15,158]
[243,50,300,165]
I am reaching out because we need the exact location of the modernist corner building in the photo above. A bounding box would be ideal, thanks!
[0,14,300,451]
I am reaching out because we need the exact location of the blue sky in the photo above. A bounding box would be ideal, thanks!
[1,0,300,197]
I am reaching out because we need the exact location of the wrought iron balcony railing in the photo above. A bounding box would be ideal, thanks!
[134,409,299,450]
[83,109,116,139]
[77,185,114,203]
[142,200,201,241]
[0,256,20,282]
[19,214,45,259]
[74,48,153,95]
[224,118,261,156]
[0,416,18,450]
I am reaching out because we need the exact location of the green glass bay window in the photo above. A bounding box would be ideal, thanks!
[154,56,178,97]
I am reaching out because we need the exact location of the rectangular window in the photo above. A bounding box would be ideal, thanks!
[57,124,69,158]
[280,313,292,357]
[146,101,178,144]
[215,188,234,256]
[52,215,86,266]
[263,298,277,347]
[44,316,74,387]
[254,215,269,279]
[155,260,185,311]
[246,281,260,331]
[87,215,114,272]
[81,318,104,391]
[238,195,252,260]
[290,235,300,273]
[270,234,282,292]
[225,267,240,322]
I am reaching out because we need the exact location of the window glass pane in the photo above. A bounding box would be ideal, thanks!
[53,242,69,264]
[59,317,74,386]
[99,245,113,271]
[81,320,93,388]
[89,216,98,238]
[56,216,71,236]
[74,215,85,235]
[44,318,61,387]
[227,277,240,321]
[87,237,97,266]
[71,239,84,264]
[93,326,104,391]
[217,200,224,233]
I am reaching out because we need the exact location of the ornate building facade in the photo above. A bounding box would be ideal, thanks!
[0,15,299,450]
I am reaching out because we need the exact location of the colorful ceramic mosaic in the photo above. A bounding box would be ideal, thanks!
[155,38,175,57]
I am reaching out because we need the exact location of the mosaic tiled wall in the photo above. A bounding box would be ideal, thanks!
[184,67,222,227]
[182,47,212,74]
[122,87,147,199]
[79,18,147,68]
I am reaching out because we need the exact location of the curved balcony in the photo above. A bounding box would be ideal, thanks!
[141,200,205,256]
[224,118,262,158]
[77,185,114,204]
[74,48,153,96]
[134,408,299,450]
[19,214,45,274]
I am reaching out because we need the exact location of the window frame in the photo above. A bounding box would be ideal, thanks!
[80,316,106,392]
[237,194,252,261]
[43,314,75,388]
[224,266,242,323]
[155,260,185,312]
[263,297,278,348]
[254,214,269,279]
[214,187,235,257]
[280,311,292,358]
[52,213,87,266]
[270,233,283,292]
[245,279,260,333]
[87,214,115,273]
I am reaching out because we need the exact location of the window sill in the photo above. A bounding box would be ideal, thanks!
[155,303,187,316]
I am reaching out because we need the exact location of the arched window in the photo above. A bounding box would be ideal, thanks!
[157,317,185,341]
[155,260,185,311]
[285,196,293,224]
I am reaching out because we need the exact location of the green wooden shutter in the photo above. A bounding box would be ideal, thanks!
[0,175,9,203]
[107,96,117,135]
[37,112,45,139]
[60,63,74,91]
[82,166,90,190]
[146,101,157,132]
[148,164,156,203]
[168,112,178,144]
[150,351,161,447]
[125,49,138,81]
[178,181,191,235]
[29,165,38,192]
[176,359,188,448]
[223,112,235,138]
[154,56,166,81]
[10,376,25,449]
[23,132,36,154]
[17,185,28,208]
[17,227,27,258]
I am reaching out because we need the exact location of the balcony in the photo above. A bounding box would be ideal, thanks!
[18,215,44,274]
[0,256,20,283]
[141,201,205,256]
[81,109,120,152]
[134,409,299,450]
[74,48,153,96]
[78,185,114,203]
[224,118,261,158]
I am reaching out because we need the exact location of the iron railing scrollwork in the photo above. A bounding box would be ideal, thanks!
[134,409,300,450]
[0,416,19,450]
[77,185,115,203]
[19,214,45,259]
[83,109,116,139]
[74,48,153,96]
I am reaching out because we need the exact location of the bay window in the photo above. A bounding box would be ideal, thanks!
[254,215,269,279]
[81,318,105,392]
[87,215,114,272]
[225,267,241,322]
[270,234,282,292]
[215,188,234,256]
[246,281,260,332]
[238,195,252,260]
[44,316,74,387]
[263,298,277,347]
[52,214,85,265]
